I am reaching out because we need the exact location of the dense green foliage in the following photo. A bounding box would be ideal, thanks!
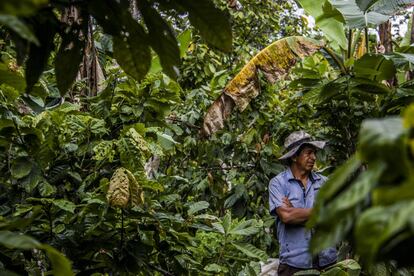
[1,0,414,275]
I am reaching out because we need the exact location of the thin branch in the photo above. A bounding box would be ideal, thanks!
[120,209,124,251]
[203,164,256,170]
[347,29,353,60]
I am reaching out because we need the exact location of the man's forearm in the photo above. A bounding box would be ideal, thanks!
[276,207,312,224]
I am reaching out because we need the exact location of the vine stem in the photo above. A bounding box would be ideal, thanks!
[47,204,53,240]
[347,29,353,59]
[120,208,124,251]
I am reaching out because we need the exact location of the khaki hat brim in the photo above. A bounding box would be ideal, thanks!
[278,141,326,160]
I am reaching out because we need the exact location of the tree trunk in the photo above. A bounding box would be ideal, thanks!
[407,13,414,81]
[379,20,393,54]
[378,20,397,86]
[77,20,105,98]
[61,4,105,103]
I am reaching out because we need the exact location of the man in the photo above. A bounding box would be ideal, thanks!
[268,130,337,276]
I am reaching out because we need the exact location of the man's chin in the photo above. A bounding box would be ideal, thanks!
[306,164,314,171]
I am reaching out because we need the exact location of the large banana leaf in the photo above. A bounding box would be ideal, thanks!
[297,0,348,50]
[202,36,324,136]
[331,0,413,28]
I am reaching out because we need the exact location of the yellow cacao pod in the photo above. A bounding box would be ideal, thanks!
[107,168,130,208]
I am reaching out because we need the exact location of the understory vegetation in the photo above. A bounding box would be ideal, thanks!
[1,0,414,275]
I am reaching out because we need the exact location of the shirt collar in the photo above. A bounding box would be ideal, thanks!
[286,167,321,182]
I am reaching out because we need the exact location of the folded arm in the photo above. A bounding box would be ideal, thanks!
[276,197,312,225]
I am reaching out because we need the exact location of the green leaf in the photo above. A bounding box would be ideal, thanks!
[222,212,232,233]
[55,26,86,96]
[41,244,73,276]
[355,0,378,11]
[11,157,32,179]
[355,201,414,263]
[354,54,396,81]
[113,21,151,81]
[350,77,391,95]
[52,199,76,213]
[0,231,73,276]
[156,132,178,151]
[325,161,385,213]
[178,29,192,57]
[175,0,232,52]
[295,269,321,275]
[231,242,268,261]
[212,222,225,234]
[0,0,48,16]
[373,182,414,206]
[229,219,261,236]
[369,0,413,16]
[321,267,347,276]
[330,0,386,27]
[90,0,151,81]
[0,15,39,45]
[204,263,226,272]
[25,11,58,93]
[88,0,123,36]
[0,231,41,249]
[38,181,56,197]
[194,214,218,220]
[187,201,209,216]
[0,269,20,276]
[0,62,26,92]
[311,205,358,253]
[323,259,361,276]
[310,155,361,222]
[139,0,180,79]
[297,0,347,49]
[393,52,414,65]
[358,117,405,162]
[330,0,399,28]
[400,15,413,47]
[21,169,42,193]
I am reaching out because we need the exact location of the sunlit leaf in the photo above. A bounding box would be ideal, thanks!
[52,199,76,214]
[231,242,268,261]
[187,201,209,216]
[297,0,347,49]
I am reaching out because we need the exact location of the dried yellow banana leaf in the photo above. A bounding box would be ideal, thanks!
[202,36,324,136]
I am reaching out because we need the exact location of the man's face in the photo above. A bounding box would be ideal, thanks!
[294,145,317,172]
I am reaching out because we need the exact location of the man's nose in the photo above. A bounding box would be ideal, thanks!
[309,152,316,160]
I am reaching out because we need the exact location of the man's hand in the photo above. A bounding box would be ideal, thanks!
[282,197,293,208]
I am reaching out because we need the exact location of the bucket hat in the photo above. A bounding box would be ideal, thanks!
[278,130,326,160]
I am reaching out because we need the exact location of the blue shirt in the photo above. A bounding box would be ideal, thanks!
[268,168,337,269]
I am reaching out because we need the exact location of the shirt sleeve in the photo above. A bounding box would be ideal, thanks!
[269,177,285,216]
